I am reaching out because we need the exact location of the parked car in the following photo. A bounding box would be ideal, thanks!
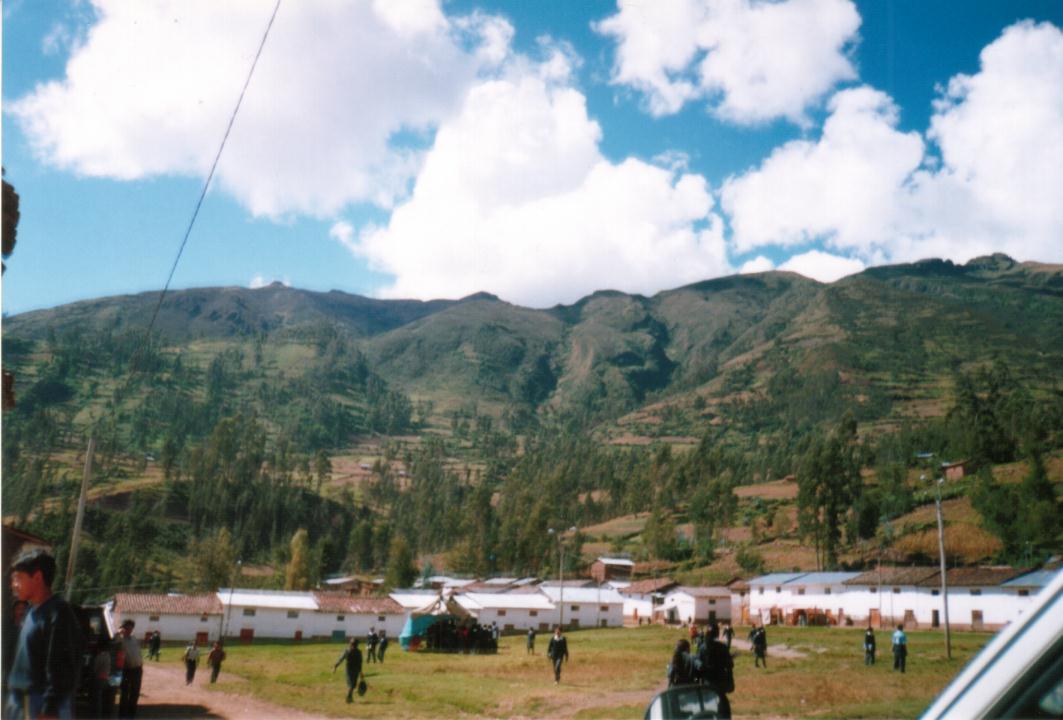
[921,568,1062,719]
[644,684,725,720]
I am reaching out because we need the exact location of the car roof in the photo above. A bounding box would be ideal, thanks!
[920,568,1063,719]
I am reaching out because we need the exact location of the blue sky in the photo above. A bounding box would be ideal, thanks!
[3,0,1062,315]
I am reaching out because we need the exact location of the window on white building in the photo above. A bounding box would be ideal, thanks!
[287,610,299,619]
[529,610,538,617]
[1018,589,1030,597]
[892,587,901,594]
[825,588,832,595]
[497,610,507,617]
[600,606,608,612]
[709,599,716,605]
[970,589,982,596]
[377,615,385,622]
[337,615,345,622]
[200,614,208,622]
[797,588,805,596]
[571,605,580,612]
[149,614,160,622]
[242,608,255,617]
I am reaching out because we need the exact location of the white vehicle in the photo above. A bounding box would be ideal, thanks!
[921,567,1062,719]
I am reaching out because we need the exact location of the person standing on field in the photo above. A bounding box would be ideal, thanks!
[366,629,378,663]
[148,631,161,662]
[752,626,767,669]
[864,627,876,666]
[722,623,734,650]
[377,631,389,663]
[547,627,569,684]
[207,641,226,684]
[333,638,363,704]
[892,624,907,673]
[526,627,536,655]
[117,619,144,718]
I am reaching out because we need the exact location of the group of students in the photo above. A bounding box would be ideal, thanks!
[181,639,228,685]
[668,622,736,717]
[863,624,909,672]
[424,619,500,654]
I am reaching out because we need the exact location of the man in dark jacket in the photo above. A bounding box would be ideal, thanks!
[366,629,378,663]
[6,547,83,720]
[333,638,363,703]
[546,627,569,684]
[697,623,734,718]
[864,627,876,666]
[753,625,768,668]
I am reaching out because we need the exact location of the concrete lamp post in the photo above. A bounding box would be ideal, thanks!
[918,451,951,660]
[548,526,578,629]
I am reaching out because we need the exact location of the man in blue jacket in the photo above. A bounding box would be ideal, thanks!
[6,547,83,719]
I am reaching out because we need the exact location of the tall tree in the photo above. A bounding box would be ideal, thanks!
[797,415,862,569]
[285,528,312,590]
[384,535,417,590]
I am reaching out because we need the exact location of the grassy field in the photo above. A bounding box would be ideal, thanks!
[158,624,991,718]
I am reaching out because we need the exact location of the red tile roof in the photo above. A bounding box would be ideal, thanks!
[843,567,940,587]
[620,577,678,595]
[312,592,403,614]
[917,567,1027,588]
[114,593,222,616]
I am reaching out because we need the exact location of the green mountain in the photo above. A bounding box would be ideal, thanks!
[6,254,1062,444]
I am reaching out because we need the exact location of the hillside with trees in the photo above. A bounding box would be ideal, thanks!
[2,255,1061,602]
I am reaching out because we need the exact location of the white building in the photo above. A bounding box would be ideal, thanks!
[390,589,445,612]
[454,592,558,632]
[217,588,319,642]
[538,586,625,629]
[312,592,406,640]
[747,572,809,625]
[659,586,732,625]
[107,593,222,644]
[619,578,677,624]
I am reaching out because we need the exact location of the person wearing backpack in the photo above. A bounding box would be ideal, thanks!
[667,639,696,687]
[697,622,734,719]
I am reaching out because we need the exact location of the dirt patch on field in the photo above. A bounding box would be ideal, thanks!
[139,662,327,719]
[735,480,798,500]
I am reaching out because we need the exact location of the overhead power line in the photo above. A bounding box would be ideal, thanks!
[146,0,283,338]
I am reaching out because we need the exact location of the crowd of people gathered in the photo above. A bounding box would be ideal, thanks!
[424,618,501,654]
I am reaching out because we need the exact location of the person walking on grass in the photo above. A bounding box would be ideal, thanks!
[547,627,569,684]
[753,625,767,669]
[148,631,161,662]
[697,623,734,719]
[892,624,907,673]
[333,638,364,704]
[864,627,876,666]
[207,641,226,684]
[183,640,200,685]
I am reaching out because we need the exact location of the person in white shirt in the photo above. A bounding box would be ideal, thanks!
[891,624,908,673]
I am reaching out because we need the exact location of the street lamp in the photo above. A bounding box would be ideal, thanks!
[918,451,951,660]
[548,526,577,629]
[221,559,242,643]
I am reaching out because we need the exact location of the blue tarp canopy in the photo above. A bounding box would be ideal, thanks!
[398,594,469,650]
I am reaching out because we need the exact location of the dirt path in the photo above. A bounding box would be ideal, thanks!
[137,663,327,719]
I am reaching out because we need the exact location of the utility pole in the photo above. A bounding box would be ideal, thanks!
[918,450,951,660]
[933,475,952,660]
[64,437,95,600]
[549,526,576,629]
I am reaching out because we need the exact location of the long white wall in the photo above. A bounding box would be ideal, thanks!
[311,611,405,639]
[112,611,222,644]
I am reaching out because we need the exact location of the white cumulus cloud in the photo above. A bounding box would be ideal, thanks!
[720,21,1063,268]
[739,255,774,274]
[10,0,510,218]
[596,0,861,124]
[721,86,924,254]
[353,59,731,307]
[779,250,863,282]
